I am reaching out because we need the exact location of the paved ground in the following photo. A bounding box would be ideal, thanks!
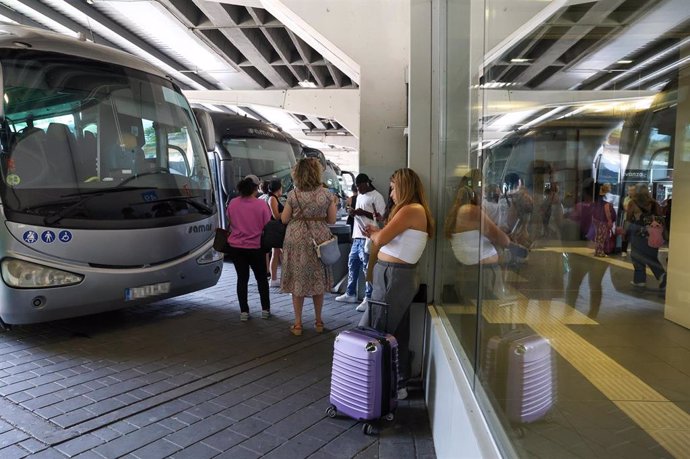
[0,262,435,458]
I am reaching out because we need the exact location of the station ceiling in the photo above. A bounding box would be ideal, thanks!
[482,0,690,141]
[1,1,689,146]
[0,0,356,143]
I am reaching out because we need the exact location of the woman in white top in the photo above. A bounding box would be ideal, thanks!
[362,168,434,399]
[445,170,511,265]
[445,169,513,300]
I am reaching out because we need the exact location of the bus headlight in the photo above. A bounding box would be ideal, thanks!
[197,247,224,264]
[1,259,83,288]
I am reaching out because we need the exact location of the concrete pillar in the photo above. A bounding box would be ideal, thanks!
[665,46,690,330]
[262,0,410,184]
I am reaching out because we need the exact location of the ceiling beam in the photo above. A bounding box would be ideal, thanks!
[325,61,342,88]
[306,115,327,130]
[183,88,360,138]
[0,4,50,30]
[191,1,290,88]
[516,0,627,85]
[64,0,217,90]
[20,0,118,48]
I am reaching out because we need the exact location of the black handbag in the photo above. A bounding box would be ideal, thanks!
[213,227,231,253]
[261,219,286,250]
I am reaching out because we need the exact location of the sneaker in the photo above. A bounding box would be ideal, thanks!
[269,279,281,288]
[261,310,271,319]
[356,299,368,312]
[335,293,358,303]
[630,281,646,288]
[240,312,250,321]
[397,388,408,400]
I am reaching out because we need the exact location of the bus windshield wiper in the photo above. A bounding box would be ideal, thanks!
[42,187,150,226]
[130,195,214,215]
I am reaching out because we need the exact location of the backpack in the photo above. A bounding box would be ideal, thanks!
[646,218,664,249]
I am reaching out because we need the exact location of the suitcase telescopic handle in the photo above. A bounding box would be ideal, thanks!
[366,299,389,330]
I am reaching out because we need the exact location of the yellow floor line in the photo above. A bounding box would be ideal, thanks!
[531,320,690,458]
[443,296,690,457]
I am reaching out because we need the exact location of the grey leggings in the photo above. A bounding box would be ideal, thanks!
[360,260,419,387]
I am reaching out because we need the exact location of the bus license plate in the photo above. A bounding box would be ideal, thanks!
[125,282,170,301]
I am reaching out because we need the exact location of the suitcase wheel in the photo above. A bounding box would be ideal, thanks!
[383,412,394,422]
[362,423,375,435]
[325,405,337,418]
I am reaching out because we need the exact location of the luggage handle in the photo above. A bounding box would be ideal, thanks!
[366,299,389,331]
[365,299,399,404]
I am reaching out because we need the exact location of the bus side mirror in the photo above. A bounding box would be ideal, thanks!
[192,108,216,153]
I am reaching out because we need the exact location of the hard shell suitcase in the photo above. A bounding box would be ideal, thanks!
[327,327,399,434]
[484,329,556,424]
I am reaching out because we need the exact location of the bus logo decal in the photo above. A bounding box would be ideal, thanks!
[188,223,212,234]
[59,231,73,243]
[41,231,56,243]
[23,231,38,244]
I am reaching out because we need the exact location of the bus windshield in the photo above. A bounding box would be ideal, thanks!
[0,50,214,228]
[221,136,296,192]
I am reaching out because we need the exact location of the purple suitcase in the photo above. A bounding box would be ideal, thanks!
[327,327,398,434]
[485,329,555,424]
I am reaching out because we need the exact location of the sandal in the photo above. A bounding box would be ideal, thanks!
[315,321,324,333]
[290,324,303,336]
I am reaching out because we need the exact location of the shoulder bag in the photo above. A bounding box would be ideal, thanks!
[294,191,341,265]
[213,227,231,253]
[261,219,286,250]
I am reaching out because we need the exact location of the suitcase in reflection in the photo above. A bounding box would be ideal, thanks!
[485,329,556,424]
[326,327,399,434]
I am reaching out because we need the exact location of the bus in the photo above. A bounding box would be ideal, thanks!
[0,24,223,326]
[199,111,300,229]
[484,116,624,241]
[621,78,678,207]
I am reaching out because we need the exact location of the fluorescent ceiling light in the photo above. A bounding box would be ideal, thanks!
[2,2,78,38]
[487,110,537,130]
[248,106,305,131]
[510,58,531,63]
[298,80,318,88]
[617,60,633,64]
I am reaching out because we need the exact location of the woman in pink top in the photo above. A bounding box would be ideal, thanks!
[226,175,272,321]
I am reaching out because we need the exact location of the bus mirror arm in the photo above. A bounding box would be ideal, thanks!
[192,108,216,153]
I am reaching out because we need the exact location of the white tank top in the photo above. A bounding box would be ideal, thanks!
[450,230,498,265]
[379,228,428,263]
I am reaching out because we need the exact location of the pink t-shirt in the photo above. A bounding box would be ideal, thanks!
[226,197,271,249]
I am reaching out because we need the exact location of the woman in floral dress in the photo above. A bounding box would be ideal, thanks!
[281,158,337,335]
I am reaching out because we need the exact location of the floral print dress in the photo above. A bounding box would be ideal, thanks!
[281,188,333,296]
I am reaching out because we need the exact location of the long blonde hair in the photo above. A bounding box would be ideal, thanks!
[444,169,481,238]
[389,168,434,237]
[292,158,322,191]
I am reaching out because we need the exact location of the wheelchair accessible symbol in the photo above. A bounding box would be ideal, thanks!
[41,231,56,243]
[23,230,39,244]
[58,230,73,243]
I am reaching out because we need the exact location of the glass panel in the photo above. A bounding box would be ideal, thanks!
[439,0,690,456]
[0,50,213,228]
[221,137,297,193]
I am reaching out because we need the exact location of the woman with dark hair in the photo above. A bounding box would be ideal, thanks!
[226,175,272,321]
[281,158,337,336]
[362,168,434,399]
[267,179,284,287]
[626,183,666,289]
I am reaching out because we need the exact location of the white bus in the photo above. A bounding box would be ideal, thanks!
[0,24,224,326]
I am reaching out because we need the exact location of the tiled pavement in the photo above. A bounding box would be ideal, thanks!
[0,262,436,458]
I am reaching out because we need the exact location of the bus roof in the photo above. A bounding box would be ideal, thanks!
[0,23,167,80]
